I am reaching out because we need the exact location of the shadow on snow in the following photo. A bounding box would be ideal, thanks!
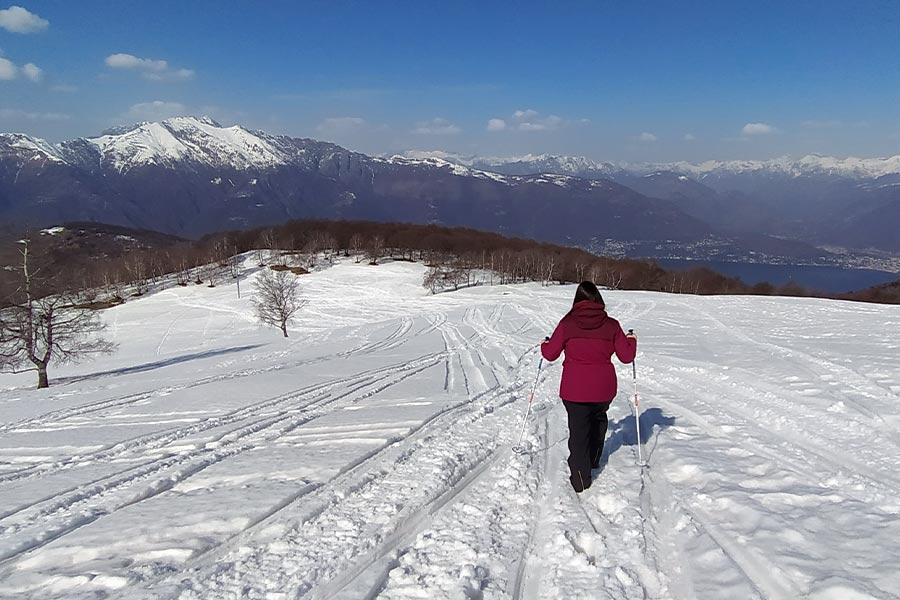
[601,407,676,468]
[55,344,264,384]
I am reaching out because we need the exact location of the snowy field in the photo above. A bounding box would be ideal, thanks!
[1,259,899,600]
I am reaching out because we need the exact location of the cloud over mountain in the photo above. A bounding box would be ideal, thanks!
[742,122,777,136]
[105,53,195,81]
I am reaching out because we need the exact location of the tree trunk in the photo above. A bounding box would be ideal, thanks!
[281,322,289,338]
[37,364,49,389]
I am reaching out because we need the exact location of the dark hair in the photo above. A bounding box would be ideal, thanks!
[573,281,604,306]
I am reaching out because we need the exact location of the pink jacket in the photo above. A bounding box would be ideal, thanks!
[541,300,636,403]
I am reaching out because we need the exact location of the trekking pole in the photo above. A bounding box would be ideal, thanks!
[513,356,544,454]
[629,329,645,467]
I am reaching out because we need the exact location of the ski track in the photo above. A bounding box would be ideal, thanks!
[1,261,899,600]
[0,348,445,487]
[124,348,542,599]
[0,352,449,568]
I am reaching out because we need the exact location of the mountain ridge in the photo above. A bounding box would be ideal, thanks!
[2,116,899,257]
[6,116,900,180]
[398,150,900,181]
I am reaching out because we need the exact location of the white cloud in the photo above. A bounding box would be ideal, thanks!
[486,118,506,132]
[0,57,42,83]
[413,117,461,135]
[106,53,167,71]
[683,133,696,141]
[510,109,563,132]
[0,57,15,80]
[317,117,366,133]
[741,122,777,136]
[105,53,194,81]
[0,6,48,34]
[126,100,187,121]
[513,109,539,121]
[636,132,658,142]
[0,108,69,121]
[22,62,41,82]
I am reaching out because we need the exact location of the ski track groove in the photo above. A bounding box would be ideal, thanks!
[0,350,447,488]
[0,315,432,439]
[650,368,900,498]
[126,344,546,599]
[0,354,452,569]
[312,447,508,600]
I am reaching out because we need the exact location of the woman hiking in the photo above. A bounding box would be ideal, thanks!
[541,281,637,493]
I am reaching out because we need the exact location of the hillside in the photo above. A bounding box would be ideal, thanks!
[1,260,899,599]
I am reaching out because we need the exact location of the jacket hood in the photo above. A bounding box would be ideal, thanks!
[570,300,608,330]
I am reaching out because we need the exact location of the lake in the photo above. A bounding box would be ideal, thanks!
[655,259,899,294]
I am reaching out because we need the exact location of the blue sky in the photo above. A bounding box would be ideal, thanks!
[1,1,899,161]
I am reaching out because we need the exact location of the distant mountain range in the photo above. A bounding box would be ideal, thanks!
[2,117,899,267]
[401,150,900,255]
[404,149,900,180]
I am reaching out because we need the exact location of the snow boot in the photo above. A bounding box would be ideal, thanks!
[570,472,592,493]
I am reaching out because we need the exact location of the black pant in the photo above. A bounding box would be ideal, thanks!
[563,400,610,490]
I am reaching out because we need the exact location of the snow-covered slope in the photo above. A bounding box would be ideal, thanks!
[1,259,899,599]
[86,117,288,173]
[397,150,624,178]
[0,133,66,164]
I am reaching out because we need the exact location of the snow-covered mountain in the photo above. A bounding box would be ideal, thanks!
[5,117,900,184]
[397,150,624,179]
[87,117,287,172]
[0,117,713,248]
[2,116,899,255]
[398,149,900,253]
[400,149,900,181]
[2,116,383,179]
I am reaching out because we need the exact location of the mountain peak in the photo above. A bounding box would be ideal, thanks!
[0,132,65,163]
[84,116,286,173]
[163,115,223,129]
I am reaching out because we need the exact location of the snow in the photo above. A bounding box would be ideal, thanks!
[86,117,288,173]
[0,133,66,163]
[400,150,900,180]
[651,154,900,179]
[1,259,899,599]
[40,227,66,236]
[387,155,510,183]
[90,122,190,172]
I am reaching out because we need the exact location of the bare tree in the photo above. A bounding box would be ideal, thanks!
[260,229,279,265]
[252,268,304,337]
[125,253,150,295]
[367,235,385,265]
[321,233,338,263]
[349,233,364,262]
[0,240,116,389]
